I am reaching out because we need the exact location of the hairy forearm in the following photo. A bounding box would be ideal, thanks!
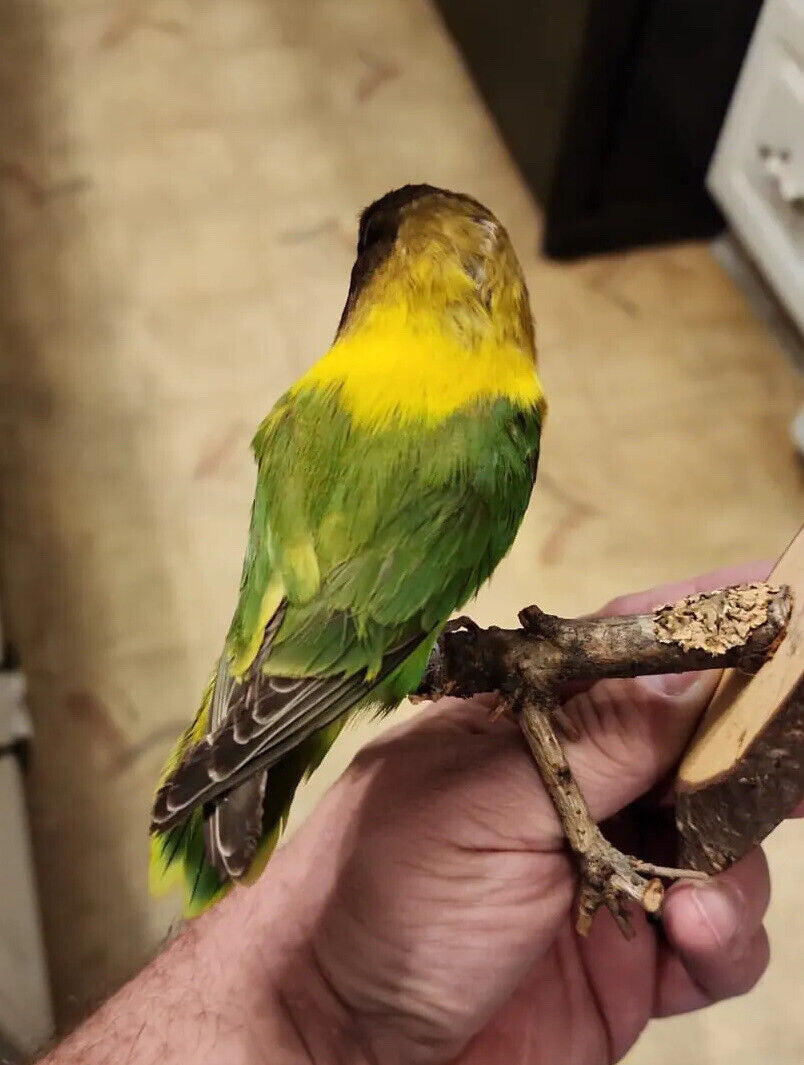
[37,847,363,1065]
[38,898,284,1064]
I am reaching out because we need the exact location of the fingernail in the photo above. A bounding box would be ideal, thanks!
[690,883,744,949]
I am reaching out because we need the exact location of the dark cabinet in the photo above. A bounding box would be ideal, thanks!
[434,0,762,257]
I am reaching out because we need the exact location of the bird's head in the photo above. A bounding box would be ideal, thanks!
[336,184,535,354]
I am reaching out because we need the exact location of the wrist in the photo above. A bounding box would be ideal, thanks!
[250,803,381,1064]
[215,787,380,1065]
[267,938,376,1065]
[133,772,383,1065]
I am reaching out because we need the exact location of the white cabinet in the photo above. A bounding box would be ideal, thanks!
[708,0,804,333]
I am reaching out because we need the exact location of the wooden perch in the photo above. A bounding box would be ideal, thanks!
[416,581,794,937]
[677,532,804,873]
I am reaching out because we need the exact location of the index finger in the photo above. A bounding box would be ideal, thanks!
[598,561,773,619]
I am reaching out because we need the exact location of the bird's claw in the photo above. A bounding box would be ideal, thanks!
[442,615,481,636]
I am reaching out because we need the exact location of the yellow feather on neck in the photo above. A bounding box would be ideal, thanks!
[294,259,545,430]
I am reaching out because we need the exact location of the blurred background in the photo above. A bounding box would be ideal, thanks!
[0,0,801,1060]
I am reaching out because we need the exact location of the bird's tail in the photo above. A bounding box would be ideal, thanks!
[149,676,226,915]
[149,681,346,917]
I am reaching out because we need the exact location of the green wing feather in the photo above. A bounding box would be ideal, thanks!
[150,387,541,915]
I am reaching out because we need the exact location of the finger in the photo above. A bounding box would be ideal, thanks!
[413,679,713,845]
[653,928,769,1017]
[664,848,770,957]
[599,561,773,618]
[657,849,771,1012]
[558,670,720,826]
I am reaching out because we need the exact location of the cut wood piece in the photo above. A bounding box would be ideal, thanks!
[676,526,804,872]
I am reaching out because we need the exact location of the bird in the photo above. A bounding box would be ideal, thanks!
[150,184,546,916]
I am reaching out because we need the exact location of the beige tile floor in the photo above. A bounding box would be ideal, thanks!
[0,0,801,1057]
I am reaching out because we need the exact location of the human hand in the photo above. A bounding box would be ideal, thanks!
[42,564,790,1065]
[260,563,784,1065]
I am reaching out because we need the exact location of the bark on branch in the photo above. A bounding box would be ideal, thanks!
[419,584,790,700]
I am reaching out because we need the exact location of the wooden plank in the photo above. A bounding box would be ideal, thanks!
[677,527,804,870]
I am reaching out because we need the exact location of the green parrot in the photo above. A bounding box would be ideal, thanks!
[150,184,546,915]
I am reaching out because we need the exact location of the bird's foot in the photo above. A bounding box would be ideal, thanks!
[442,615,482,636]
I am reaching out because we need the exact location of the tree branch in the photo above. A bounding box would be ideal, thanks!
[416,583,792,936]
[419,584,790,700]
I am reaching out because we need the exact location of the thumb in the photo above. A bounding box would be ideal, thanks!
[554,669,720,833]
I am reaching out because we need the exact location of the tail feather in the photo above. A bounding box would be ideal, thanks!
[149,715,348,917]
[204,772,267,881]
[149,808,230,917]
[148,632,425,917]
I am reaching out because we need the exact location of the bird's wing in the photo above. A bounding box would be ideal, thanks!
[152,623,421,833]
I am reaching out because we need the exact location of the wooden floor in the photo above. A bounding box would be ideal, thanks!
[0,0,802,1058]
